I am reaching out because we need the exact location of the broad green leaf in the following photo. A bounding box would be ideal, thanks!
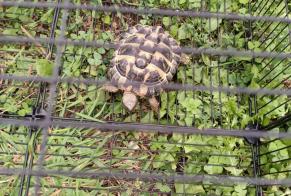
[239,0,249,4]
[162,17,171,27]
[74,112,104,122]
[124,113,137,122]
[172,133,183,142]
[225,167,244,176]
[94,52,102,60]
[249,79,260,88]
[185,164,202,174]
[234,184,247,192]
[170,24,179,37]
[241,114,251,128]
[268,140,289,159]
[248,41,260,50]
[189,0,201,8]
[251,66,259,78]
[202,54,211,66]
[141,111,156,123]
[179,97,202,115]
[160,0,170,4]
[103,15,111,24]
[18,109,28,116]
[87,58,95,65]
[184,116,193,126]
[40,9,54,23]
[97,47,106,54]
[2,29,18,35]
[178,25,187,40]
[175,184,205,194]
[155,183,171,192]
[205,18,222,32]
[204,156,223,174]
[35,59,54,76]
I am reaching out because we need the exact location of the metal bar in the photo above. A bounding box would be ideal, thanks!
[258,23,287,48]
[18,1,63,195]
[260,75,291,101]
[259,59,289,83]
[1,1,291,23]
[258,6,286,36]
[260,138,279,146]
[255,141,263,196]
[14,1,63,194]
[286,0,291,45]
[34,0,69,194]
[257,0,272,16]
[261,1,280,17]
[247,3,262,194]
[258,36,290,68]
[1,74,291,97]
[262,169,291,176]
[259,145,291,157]
[264,33,289,53]
[0,168,291,186]
[252,0,265,13]
[0,117,291,139]
[23,131,36,196]
[259,157,291,166]
[2,35,291,60]
[257,95,281,111]
[260,112,291,130]
[262,99,291,117]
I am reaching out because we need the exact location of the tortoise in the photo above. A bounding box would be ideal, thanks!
[103,24,189,111]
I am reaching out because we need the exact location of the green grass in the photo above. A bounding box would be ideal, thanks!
[0,0,290,195]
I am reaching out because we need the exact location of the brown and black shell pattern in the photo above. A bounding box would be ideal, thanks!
[108,25,181,97]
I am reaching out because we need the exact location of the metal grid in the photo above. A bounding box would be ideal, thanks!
[0,0,290,195]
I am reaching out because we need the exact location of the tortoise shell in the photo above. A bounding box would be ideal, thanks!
[108,25,181,97]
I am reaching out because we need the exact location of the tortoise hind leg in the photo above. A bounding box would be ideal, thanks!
[149,96,160,112]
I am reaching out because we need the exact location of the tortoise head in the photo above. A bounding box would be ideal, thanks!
[122,92,137,111]
[181,53,191,65]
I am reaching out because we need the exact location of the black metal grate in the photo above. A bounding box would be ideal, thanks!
[0,0,290,195]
